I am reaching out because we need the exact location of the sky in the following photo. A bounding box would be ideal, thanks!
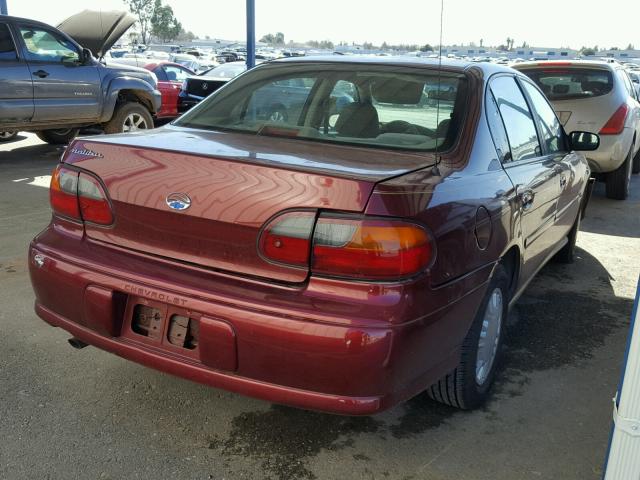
[8,0,640,49]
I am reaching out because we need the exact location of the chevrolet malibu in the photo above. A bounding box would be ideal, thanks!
[29,58,599,415]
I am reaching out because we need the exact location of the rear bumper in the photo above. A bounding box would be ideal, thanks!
[585,127,634,173]
[29,227,488,415]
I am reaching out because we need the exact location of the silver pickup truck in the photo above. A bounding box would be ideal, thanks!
[0,11,161,144]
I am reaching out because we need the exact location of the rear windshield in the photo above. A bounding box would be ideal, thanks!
[522,68,613,101]
[174,63,468,152]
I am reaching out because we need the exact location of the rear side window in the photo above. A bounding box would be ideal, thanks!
[522,68,613,101]
[490,76,541,162]
[520,80,565,154]
[176,64,468,152]
[0,24,17,61]
[485,90,512,162]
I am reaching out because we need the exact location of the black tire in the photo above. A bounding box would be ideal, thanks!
[428,264,510,409]
[0,131,17,142]
[632,148,640,174]
[605,149,633,200]
[36,128,79,145]
[103,102,154,134]
[553,209,580,264]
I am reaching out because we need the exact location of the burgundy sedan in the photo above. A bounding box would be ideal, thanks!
[29,57,598,415]
[144,61,194,119]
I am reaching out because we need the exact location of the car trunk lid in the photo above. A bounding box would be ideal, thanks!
[64,126,436,283]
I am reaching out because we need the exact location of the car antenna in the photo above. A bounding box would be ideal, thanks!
[431,0,445,177]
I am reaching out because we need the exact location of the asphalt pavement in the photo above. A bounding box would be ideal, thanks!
[1,133,639,480]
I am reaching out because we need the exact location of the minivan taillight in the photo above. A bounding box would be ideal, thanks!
[311,215,433,280]
[50,165,113,225]
[600,104,629,135]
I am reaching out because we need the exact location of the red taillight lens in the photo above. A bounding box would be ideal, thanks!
[78,173,113,225]
[259,211,315,267]
[600,104,629,135]
[49,164,113,225]
[311,216,433,280]
[50,165,80,219]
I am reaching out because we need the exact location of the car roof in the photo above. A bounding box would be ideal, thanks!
[269,54,516,77]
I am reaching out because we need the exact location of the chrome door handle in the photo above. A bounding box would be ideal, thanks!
[520,189,535,210]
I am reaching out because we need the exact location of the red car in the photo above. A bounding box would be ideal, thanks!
[144,62,194,119]
[29,58,598,415]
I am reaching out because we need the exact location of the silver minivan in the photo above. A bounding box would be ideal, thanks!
[514,60,640,200]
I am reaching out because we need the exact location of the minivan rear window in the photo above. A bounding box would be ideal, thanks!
[175,63,468,152]
[522,68,613,100]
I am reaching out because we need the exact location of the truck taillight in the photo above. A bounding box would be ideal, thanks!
[50,165,113,225]
[311,215,433,280]
[600,104,629,135]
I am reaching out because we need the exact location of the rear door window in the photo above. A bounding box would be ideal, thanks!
[490,76,541,162]
[520,80,565,154]
[485,90,512,163]
[522,68,613,101]
[0,23,17,61]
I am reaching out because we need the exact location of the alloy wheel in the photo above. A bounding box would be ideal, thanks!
[123,113,150,132]
[476,287,503,385]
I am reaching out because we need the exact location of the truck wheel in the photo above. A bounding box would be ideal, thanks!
[104,102,154,134]
[36,128,79,145]
[605,149,632,200]
[633,148,640,174]
[0,131,17,142]
[553,209,580,264]
[428,264,509,409]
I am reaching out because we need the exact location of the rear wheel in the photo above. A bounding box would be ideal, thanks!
[0,131,17,142]
[428,264,509,409]
[36,128,79,145]
[605,149,632,200]
[103,102,154,134]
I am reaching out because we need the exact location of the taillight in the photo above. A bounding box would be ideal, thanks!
[78,172,113,225]
[50,165,80,219]
[259,211,315,267]
[600,104,629,135]
[49,164,113,225]
[312,215,433,280]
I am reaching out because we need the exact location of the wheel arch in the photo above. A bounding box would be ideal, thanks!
[100,78,159,122]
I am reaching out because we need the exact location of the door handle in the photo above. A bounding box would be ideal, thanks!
[520,189,535,211]
[32,70,49,78]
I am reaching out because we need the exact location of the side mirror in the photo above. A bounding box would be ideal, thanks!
[81,48,93,65]
[569,131,600,151]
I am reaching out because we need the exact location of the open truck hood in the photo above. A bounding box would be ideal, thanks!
[57,10,135,58]
[63,126,436,283]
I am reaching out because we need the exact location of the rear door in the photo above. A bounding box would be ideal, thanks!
[519,78,586,240]
[488,75,560,279]
[15,23,101,122]
[0,22,33,124]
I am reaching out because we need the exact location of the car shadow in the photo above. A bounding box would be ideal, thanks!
[0,142,64,166]
[0,134,28,145]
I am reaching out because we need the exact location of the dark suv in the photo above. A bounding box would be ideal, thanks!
[0,11,161,144]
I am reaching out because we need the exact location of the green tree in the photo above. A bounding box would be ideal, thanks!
[124,0,155,45]
[419,44,434,52]
[151,0,182,42]
[274,32,285,45]
[580,46,597,56]
[627,43,635,50]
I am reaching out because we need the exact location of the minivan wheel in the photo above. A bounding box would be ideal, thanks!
[605,149,632,200]
[0,131,17,142]
[553,209,580,264]
[104,102,154,134]
[632,148,640,174]
[36,128,79,145]
[428,264,509,409]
